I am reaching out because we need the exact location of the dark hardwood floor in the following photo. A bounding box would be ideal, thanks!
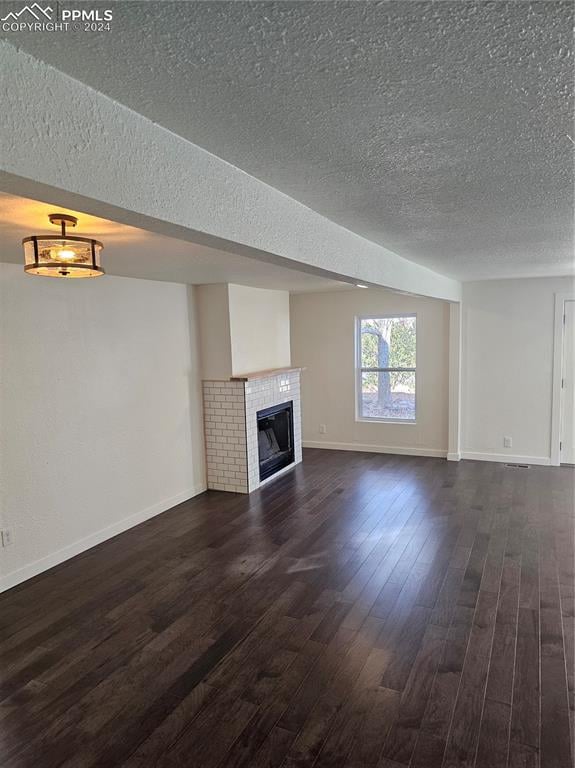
[1,449,573,768]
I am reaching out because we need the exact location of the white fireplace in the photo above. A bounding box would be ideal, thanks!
[203,368,302,493]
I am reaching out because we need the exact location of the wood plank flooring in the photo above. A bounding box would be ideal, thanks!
[0,449,573,767]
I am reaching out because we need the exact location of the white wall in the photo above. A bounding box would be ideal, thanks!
[290,288,450,456]
[197,283,291,379]
[0,264,206,591]
[461,276,575,464]
[196,284,233,380]
[228,284,290,375]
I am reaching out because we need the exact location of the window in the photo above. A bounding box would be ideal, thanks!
[356,315,416,422]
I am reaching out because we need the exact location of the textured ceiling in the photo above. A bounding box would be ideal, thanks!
[0,193,349,292]
[3,1,573,280]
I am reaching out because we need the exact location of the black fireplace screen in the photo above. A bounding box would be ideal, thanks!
[257,401,294,481]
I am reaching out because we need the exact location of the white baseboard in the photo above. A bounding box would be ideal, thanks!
[302,441,447,458]
[447,452,461,462]
[0,483,207,594]
[460,451,551,466]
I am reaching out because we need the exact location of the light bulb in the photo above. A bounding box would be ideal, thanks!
[56,248,77,261]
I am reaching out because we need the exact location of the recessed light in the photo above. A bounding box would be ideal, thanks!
[356,284,368,288]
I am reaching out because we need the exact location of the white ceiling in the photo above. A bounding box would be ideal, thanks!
[0,193,349,292]
[3,1,573,280]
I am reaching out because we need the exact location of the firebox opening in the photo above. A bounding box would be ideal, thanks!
[257,401,294,481]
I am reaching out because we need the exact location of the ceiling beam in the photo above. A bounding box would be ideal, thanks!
[0,41,460,302]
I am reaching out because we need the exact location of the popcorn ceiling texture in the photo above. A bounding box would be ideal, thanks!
[3,1,573,280]
[0,40,459,301]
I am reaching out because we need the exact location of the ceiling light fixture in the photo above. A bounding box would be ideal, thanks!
[23,213,105,278]
[356,283,368,288]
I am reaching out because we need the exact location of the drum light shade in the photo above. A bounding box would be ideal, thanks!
[23,213,104,278]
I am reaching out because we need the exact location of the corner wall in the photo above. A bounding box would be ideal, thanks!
[197,283,291,378]
[197,284,234,380]
[290,288,450,456]
[461,276,575,464]
[0,264,206,591]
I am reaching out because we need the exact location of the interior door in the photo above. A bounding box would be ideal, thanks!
[560,300,575,464]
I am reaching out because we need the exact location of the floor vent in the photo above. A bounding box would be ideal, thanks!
[504,463,530,469]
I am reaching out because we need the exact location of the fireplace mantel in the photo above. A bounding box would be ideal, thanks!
[228,366,304,382]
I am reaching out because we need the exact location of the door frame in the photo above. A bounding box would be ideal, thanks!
[551,291,575,466]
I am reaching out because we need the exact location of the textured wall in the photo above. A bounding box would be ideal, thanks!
[0,266,206,590]
[0,41,460,301]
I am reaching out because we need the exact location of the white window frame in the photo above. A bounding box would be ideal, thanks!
[355,313,417,424]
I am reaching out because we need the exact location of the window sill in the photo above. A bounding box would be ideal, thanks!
[355,417,417,425]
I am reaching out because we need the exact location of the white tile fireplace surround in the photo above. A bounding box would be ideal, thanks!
[203,368,302,494]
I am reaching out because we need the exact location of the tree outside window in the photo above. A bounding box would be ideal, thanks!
[357,316,416,421]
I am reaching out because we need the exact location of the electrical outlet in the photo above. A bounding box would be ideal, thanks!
[319,424,327,434]
[1,529,13,548]
[504,436,512,448]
